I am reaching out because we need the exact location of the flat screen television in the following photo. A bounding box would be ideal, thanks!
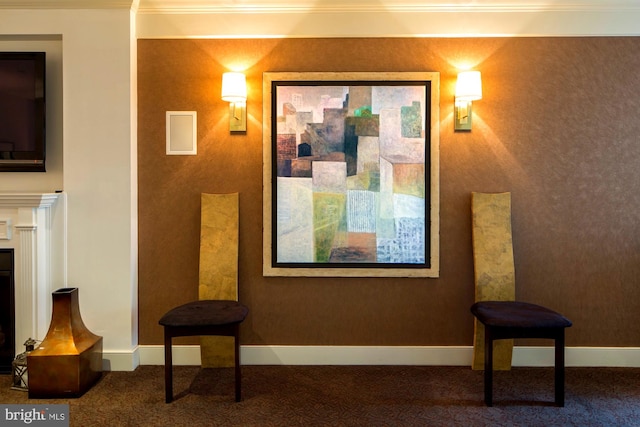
[0,52,46,172]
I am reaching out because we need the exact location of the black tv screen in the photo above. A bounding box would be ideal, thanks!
[0,52,46,172]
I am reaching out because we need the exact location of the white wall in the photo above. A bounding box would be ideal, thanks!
[0,8,138,370]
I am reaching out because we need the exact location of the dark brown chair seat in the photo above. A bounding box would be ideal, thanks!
[470,301,572,407]
[159,300,249,403]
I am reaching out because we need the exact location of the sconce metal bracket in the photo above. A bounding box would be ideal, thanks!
[454,100,473,131]
[229,102,247,132]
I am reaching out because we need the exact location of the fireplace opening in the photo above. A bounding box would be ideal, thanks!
[0,249,14,374]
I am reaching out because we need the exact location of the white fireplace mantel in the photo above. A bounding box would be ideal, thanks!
[0,192,66,356]
[0,193,60,208]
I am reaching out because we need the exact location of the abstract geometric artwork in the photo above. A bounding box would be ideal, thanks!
[263,72,440,277]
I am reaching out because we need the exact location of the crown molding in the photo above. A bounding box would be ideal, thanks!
[1,0,638,13]
[136,1,640,38]
[0,0,134,8]
[1,0,638,36]
[136,0,640,14]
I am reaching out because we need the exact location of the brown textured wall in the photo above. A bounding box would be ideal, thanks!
[138,37,640,347]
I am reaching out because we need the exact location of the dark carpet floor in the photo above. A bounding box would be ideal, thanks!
[1,365,640,426]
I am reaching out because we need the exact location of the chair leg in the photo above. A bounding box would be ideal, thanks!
[234,324,242,402]
[484,326,493,407]
[555,330,565,407]
[164,330,173,403]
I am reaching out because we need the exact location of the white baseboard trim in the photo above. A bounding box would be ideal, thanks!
[105,345,640,371]
[102,347,141,371]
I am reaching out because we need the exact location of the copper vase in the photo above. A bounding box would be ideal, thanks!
[27,287,103,398]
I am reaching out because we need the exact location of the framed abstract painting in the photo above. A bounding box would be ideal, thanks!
[262,72,440,277]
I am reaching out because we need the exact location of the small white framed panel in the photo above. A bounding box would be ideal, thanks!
[166,111,197,155]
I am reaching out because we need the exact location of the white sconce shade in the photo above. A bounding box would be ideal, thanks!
[455,71,482,102]
[221,72,247,103]
[454,70,482,131]
[221,72,247,132]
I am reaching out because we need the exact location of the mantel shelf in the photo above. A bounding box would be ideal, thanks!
[0,192,61,208]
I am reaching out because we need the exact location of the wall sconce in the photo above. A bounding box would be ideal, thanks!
[454,71,482,131]
[221,72,247,132]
